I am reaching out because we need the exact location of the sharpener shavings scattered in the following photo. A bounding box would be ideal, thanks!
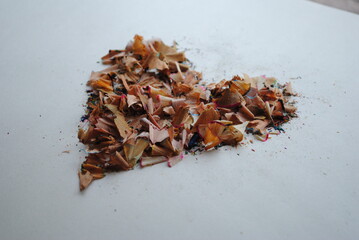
[77,35,297,190]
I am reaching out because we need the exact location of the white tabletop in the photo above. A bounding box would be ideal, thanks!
[1,0,358,239]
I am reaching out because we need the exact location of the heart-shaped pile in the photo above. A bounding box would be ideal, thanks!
[78,35,297,191]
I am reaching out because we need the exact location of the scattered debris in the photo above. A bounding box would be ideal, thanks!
[77,35,297,190]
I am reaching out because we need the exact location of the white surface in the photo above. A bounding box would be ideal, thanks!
[0,0,358,239]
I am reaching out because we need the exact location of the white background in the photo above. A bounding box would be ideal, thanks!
[0,0,358,239]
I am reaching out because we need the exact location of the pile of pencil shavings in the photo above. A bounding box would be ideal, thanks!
[77,35,297,190]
